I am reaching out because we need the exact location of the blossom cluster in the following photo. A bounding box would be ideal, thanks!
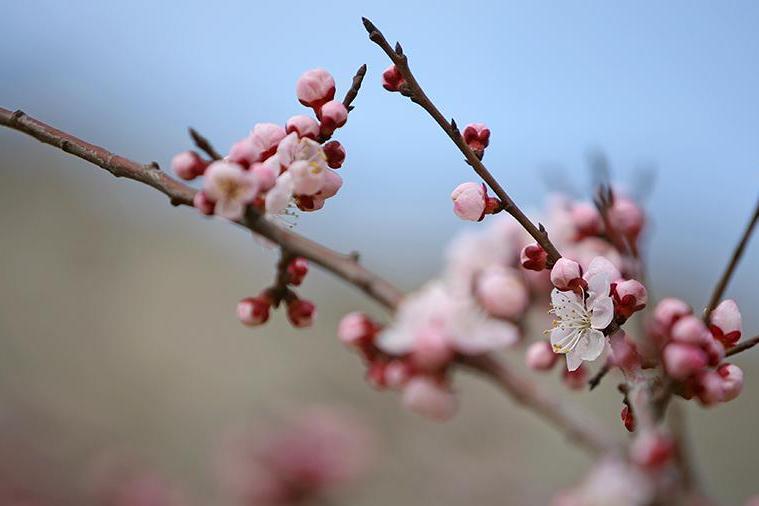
[171,68,349,221]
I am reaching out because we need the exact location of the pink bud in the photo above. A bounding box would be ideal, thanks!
[381,65,406,92]
[450,182,486,221]
[562,365,587,390]
[323,140,346,169]
[287,257,309,286]
[671,316,710,346]
[286,299,316,328]
[694,370,726,405]
[631,431,674,470]
[250,123,287,162]
[412,327,454,372]
[401,377,458,421]
[296,194,326,212]
[621,405,635,432]
[704,336,725,367]
[570,202,602,238]
[193,191,215,216]
[652,298,692,335]
[318,100,348,137]
[296,68,336,110]
[227,138,259,166]
[286,115,320,140]
[717,363,744,401]
[608,197,644,241]
[171,150,207,180]
[525,341,558,371]
[612,279,648,318]
[609,331,641,373]
[550,258,584,292]
[250,161,277,192]
[237,296,271,326]
[474,267,529,319]
[462,123,490,158]
[318,170,343,199]
[384,360,413,389]
[708,299,742,348]
[663,343,707,380]
[337,312,377,347]
[520,244,548,271]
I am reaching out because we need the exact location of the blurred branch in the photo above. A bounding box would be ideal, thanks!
[726,334,759,357]
[703,197,759,322]
[0,106,618,456]
[188,127,222,160]
[361,18,563,267]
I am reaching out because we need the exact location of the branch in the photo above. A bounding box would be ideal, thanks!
[461,355,620,455]
[0,106,616,456]
[703,198,759,322]
[726,335,759,357]
[188,127,223,160]
[342,63,367,111]
[361,17,562,267]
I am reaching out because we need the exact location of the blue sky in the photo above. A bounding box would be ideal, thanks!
[2,0,758,321]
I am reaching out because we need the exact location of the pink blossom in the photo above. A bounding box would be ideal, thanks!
[474,266,529,319]
[612,279,648,318]
[671,315,711,346]
[462,123,490,157]
[319,100,348,137]
[250,161,277,192]
[520,243,547,271]
[694,369,726,405]
[582,255,622,284]
[608,196,644,241]
[265,172,294,214]
[323,140,346,169]
[337,312,377,347]
[285,115,320,140]
[717,363,744,401]
[381,65,405,92]
[287,298,316,328]
[549,257,583,292]
[237,296,271,326]
[287,257,309,286]
[663,343,707,380]
[570,202,602,238]
[525,341,558,371]
[630,430,674,470]
[384,360,413,389]
[289,160,326,195]
[411,327,455,372]
[296,68,336,110]
[276,133,328,195]
[318,169,343,199]
[609,331,641,373]
[228,137,259,166]
[450,182,487,221]
[193,190,215,216]
[249,123,287,162]
[708,299,742,347]
[401,377,458,421]
[652,297,692,335]
[171,150,207,180]
[296,194,326,212]
[203,161,259,220]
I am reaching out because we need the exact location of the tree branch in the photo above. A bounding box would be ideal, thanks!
[726,334,759,357]
[361,17,563,267]
[703,198,759,322]
[0,106,617,456]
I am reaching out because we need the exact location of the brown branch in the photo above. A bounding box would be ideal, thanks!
[703,198,759,322]
[362,17,562,267]
[188,127,223,160]
[342,63,367,111]
[0,106,618,456]
[588,361,611,390]
[726,334,759,357]
[460,355,620,455]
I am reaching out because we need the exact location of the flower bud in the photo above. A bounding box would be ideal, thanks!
[250,123,287,162]
[612,279,648,318]
[171,150,207,180]
[520,244,548,271]
[474,266,529,319]
[652,298,692,335]
[631,431,674,470]
[462,123,490,158]
[287,257,309,286]
[323,140,346,169]
[717,363,744,401]
[381,65,406,92]
[451,182,487,221]
[608,197,644,241]
[318,170,343,199]
[296,194,326,212]
[412,327,454,372]
[620,405,635,432]
[550,258,584,292]
[227,138,259,166]
[694,370,725,405]
[289,160,325,196]
[570,202,602,238]
[337,312,377,348]
[401,377,458,421]
[296,68,336,110]
[250,161,277,192]
[708,299,742,348]
[704,337,725,367]
[671,316,710,346]
[525,341,558,371]
[663,343,707,380]
[286,299,316,328]
[193,190,215,216]
[237,296,271,326]
[318,100,348,137]
[286,115,320,140]
[562,365,587,390]
[384,360,413,389]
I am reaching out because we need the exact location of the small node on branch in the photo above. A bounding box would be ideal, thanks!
[188,127,223,161]
[394,41,404,55]
[361,16,378,34]
[349,250,361,262]
[450,118,459,134]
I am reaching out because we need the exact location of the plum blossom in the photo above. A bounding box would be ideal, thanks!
[549,257,615,371]
[203,161,259,220]
[708,299,742,347]
[296,68,336,111]
[450,182,487,221]
[401,377,458,421]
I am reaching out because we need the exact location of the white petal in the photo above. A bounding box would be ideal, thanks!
[377,328,415,355]
[575,329,606,362]
[590,295,614,329]
[551,327,580,353]
[566,349,584,371]
[550,289,584,321]
[586,272,610,307]
[454,318,519,354]
[216,199,244,220]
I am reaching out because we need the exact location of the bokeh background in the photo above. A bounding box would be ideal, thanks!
[1,1,758,504]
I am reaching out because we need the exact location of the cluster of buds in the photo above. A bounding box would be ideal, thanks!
[237,257,316,329]
[654,298,744,405]
[171,68,350,221]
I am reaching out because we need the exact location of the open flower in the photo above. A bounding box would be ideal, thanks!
[549,259,614,371]
[203,161,259,220]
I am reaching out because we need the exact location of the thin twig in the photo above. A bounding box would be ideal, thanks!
[342,63,367,111]
[588,361,611,390]
[726,335,759,357]
[703,198,759,322]
[361,17,563,267]
[188,127,223,160]
[0,106,617,457]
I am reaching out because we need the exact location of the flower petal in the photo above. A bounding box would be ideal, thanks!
[550,288,584,321]
[576,328,607,362]
[586,272,610,307]
[590,295,614,329]
[551,327,581,353]
[566,348,584,371]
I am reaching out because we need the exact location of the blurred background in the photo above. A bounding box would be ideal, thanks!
[1,1,758,504]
